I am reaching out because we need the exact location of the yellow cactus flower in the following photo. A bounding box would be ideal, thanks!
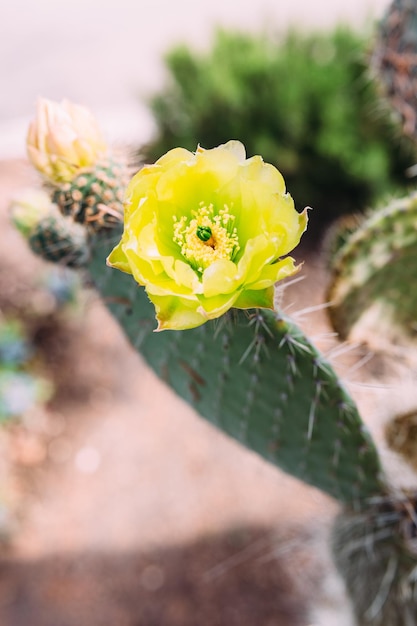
[27,98,107,183]
[107,141,308,331]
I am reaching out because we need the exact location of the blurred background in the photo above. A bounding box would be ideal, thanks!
[1,0,390,155]
[0,0,412,624]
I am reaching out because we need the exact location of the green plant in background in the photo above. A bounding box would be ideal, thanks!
[143,26,415,238]
[13,1,417,623]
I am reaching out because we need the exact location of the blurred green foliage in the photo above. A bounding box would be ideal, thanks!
[143,28,414,240]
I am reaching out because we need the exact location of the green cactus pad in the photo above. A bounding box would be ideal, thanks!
[328,193,417,341]
[53,159,128,232]
[87,232,385,504]
[333,492,417,625]
[29,213,89,268]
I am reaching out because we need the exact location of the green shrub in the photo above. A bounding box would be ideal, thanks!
[143,28,414,241]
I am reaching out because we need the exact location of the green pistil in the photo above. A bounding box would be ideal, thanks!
[196,225,212,242]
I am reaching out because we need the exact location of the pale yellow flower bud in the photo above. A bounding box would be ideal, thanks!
[26,98,108,183]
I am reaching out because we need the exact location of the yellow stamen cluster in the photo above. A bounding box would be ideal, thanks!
[173,202,240,273]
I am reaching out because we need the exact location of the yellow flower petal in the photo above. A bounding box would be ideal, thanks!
[197,291,239,317]
[247,257,300,290]
[220,140,247,162]
[155,147,194,168]
[106,241,131,273]
[202,259,238,298]
[242,155,286,195]
[152,295,207,331]
[234,286,275,310]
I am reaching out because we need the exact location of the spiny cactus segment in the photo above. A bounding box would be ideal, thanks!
[28,212,90,268]
[324,213,365,267]
[372,0,417,142]
[327,193,417,342]
[53,158,128,233]
[333,491,417,625]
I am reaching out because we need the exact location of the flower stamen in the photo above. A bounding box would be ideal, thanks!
[173,203,240,273]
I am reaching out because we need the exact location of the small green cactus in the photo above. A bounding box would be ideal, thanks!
[327,193,417,343]
[28,213,90,268]
[332,492,417,625]
[53,158,128,232]
[11,189,90,268]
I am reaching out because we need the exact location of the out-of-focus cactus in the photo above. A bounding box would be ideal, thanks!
[11,189,89,268]
[323,1,417,622]
[10,188,52,237]
[371,0,417,142]
[28,212,90,268]
[333,492,417,626]
[327,193,417,344]
[52,158,128,232]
